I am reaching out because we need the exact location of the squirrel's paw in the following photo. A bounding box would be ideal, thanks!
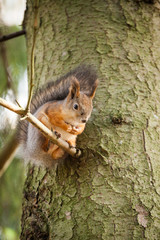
[66,140,75,149]
[65,122,79,134]
[66,124,73,133]
[70,126,79,134]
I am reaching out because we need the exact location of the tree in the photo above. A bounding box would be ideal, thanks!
[21,0,160,239]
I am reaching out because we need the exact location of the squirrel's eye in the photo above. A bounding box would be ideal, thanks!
[73,103,79,110]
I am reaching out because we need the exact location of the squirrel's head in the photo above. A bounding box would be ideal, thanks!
[63,77,98,126]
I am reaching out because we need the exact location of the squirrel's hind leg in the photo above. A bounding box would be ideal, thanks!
[43,142,65,160]
[51,146,65,160]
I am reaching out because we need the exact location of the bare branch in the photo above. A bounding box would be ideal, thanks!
[0,30,26,42]
[0,98,24,115]
[0,97,81,158]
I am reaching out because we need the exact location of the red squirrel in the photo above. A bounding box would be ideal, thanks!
[18,65,98,167]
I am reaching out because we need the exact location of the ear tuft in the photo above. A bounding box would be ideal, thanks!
[68,77,80,100]
[89,79,99,99]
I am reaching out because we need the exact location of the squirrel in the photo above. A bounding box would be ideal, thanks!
[18,65,98,167]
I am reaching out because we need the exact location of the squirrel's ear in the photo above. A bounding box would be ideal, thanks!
[89,79,99,99]
[68,78,80,100]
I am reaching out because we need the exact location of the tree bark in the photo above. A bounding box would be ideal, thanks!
[21,0,160,239]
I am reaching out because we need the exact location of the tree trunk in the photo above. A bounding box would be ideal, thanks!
[21,0,160,239]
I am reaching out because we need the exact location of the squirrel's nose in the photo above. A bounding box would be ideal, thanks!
[82,119,86,123]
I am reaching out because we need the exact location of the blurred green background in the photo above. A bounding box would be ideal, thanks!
[0,24,27,240]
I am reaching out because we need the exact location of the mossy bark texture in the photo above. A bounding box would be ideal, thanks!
[21,0,160,239]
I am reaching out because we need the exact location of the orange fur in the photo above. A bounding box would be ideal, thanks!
[35,86,93,160]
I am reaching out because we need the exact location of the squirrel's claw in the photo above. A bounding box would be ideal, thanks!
[54,131,61,139]
[66,140,75,149]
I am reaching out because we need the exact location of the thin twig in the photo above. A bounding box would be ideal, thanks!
[26,0,39,112]
[0,30,26,42]
[0,97,81,158]
[0,97,24,115]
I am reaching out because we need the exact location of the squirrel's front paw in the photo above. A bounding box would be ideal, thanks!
[66,124,73,133]
[66,140,75,148]
[70,126,79,134]
[65,122,79,134]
